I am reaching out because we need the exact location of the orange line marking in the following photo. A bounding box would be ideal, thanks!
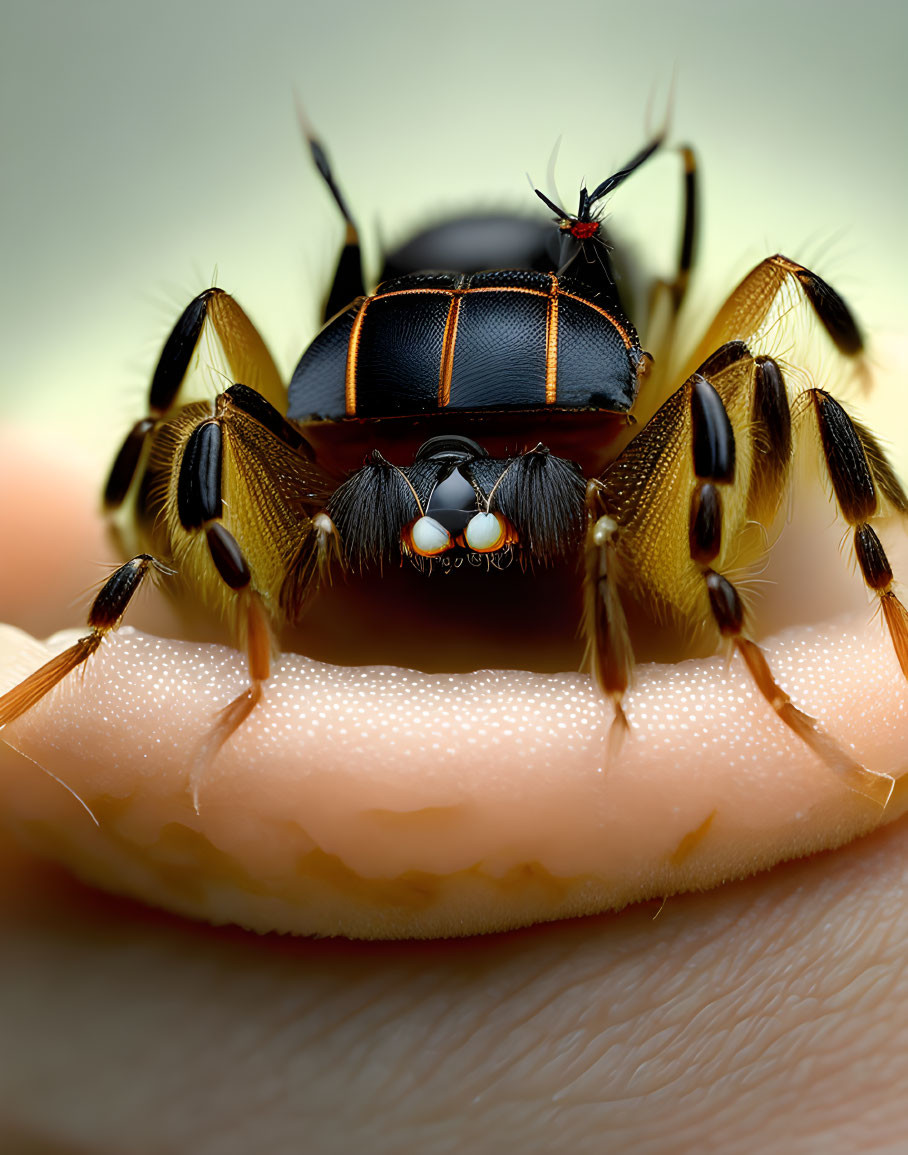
[438,295,462,407]
[344,297,370,415]
[545,275,558,404]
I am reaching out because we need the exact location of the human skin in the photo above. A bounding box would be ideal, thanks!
[1,398,908,1150]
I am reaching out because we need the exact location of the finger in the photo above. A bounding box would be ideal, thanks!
[2,819,908,1151]
[1,424,906,938]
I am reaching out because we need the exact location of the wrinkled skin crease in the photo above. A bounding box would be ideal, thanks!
[2,418,908,1152]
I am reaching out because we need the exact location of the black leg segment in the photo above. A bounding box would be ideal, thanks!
[789,262,863,356]
[807,388,908,678]
[103,417,157,509]
[206,523,252,590]
[674,145,697,308]
[177,420,223,530]
[305,131,366,321]
[221,383,314,458]
[690,375,736,483]
[689,482,722,565]
[747,356,792,522]
[149,290,218,414]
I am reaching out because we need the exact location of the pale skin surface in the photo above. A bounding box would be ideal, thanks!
[2,394,908,1150]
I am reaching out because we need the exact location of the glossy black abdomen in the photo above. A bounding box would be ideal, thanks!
[288,270,642,422]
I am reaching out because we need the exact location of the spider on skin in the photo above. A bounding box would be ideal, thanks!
[1,125,905,812]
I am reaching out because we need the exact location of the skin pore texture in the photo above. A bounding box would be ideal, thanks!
[2,333,908,1149]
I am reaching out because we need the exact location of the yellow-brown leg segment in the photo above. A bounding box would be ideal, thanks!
[179,499,277,813]
[583,481,634,758]
[189,581,274,814]
[688,379,894,806]
[0,555,174,728]
[705,574,893,806]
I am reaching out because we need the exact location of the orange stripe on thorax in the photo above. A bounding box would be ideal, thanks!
[438,295,462,407]
[545,274,558,404]
[344,297,370,415]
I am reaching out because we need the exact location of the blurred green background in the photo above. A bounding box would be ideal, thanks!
[2,0,906,467]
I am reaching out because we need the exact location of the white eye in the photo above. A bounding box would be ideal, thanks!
[408,516,453,556]
[464,512,507,552]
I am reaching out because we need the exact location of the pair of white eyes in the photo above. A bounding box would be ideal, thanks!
[408,512,509,557]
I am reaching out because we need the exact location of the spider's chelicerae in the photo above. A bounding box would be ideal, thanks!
[2,128,905,808]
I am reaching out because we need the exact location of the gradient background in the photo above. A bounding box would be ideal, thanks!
[2,0,906,473]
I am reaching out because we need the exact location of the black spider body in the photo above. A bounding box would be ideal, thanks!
[288,270,643,421]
